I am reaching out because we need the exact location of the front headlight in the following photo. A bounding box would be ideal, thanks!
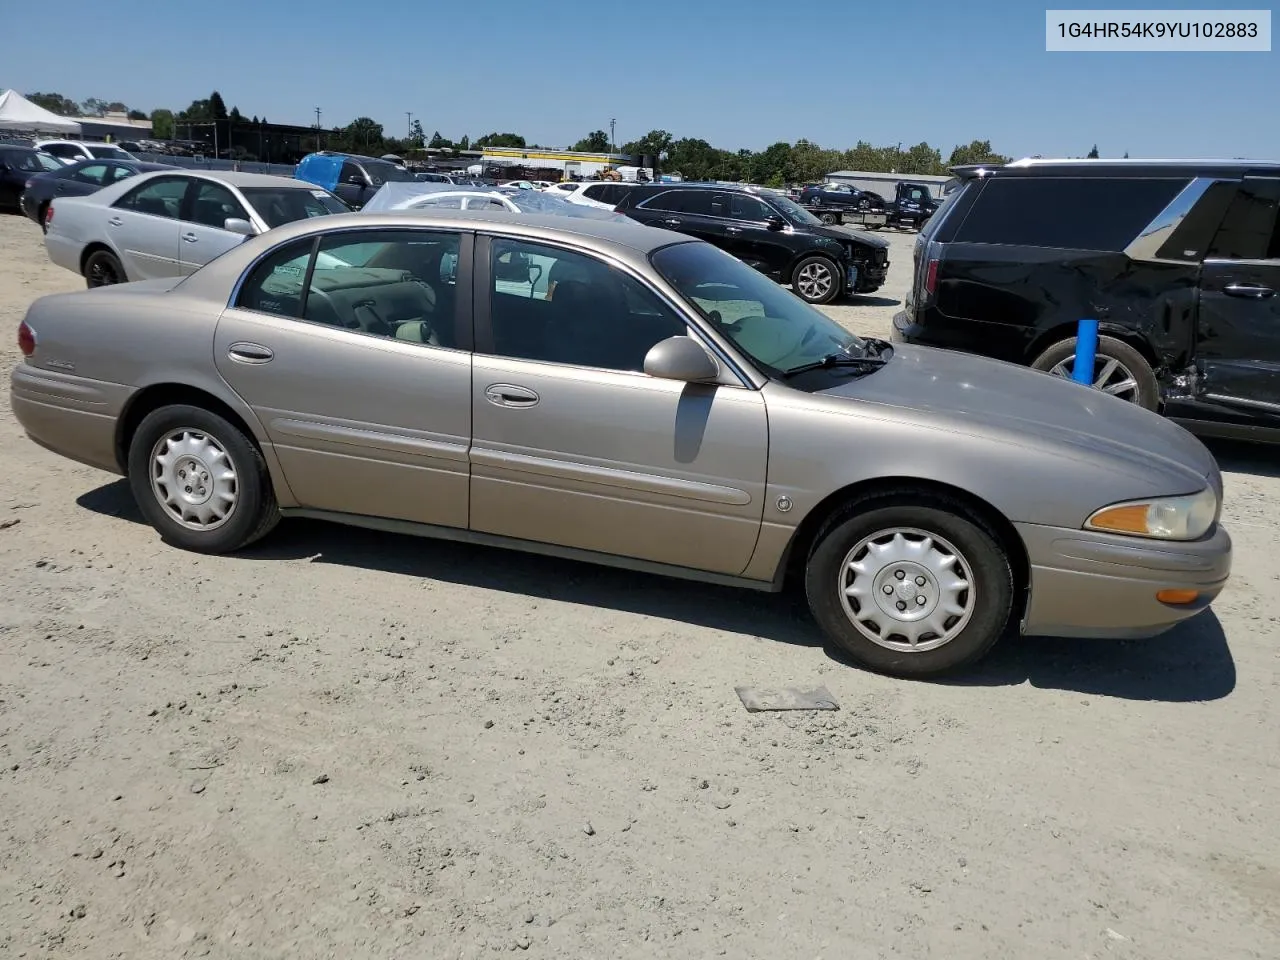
[1085,487,1218,541]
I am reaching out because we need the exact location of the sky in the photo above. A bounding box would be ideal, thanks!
[4,0,1277,160]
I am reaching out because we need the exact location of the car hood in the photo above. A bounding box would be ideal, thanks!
[815,343,1217,490]
[810,222,890,248]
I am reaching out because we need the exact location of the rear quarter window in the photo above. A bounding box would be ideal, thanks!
[954,177,1190,252]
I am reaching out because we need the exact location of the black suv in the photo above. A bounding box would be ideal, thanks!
[894,159,1280,440]
[614,183,889,304]
[299,152,418,208]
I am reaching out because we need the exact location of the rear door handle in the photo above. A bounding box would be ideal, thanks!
[661,218,682,228]
[108,216,123,227]
[227,342,274,364]
[725,226,743,234]
[484,383,539,407]
[182,232,199,243]
[1223,283,1275,299]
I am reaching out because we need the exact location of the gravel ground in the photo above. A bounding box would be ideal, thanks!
[1,211,1278,960]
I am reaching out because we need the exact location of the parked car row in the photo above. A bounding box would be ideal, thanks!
[11,207,1232,679]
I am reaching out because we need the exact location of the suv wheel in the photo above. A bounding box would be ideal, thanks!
[127,404,280,553]
[791,256,841,305]
[1031,335,1159,410]
[805,497,1014,677]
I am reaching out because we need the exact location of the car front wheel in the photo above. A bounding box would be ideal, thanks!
[127,404,280,553]
[791,255,841,305]
[805,497,1014,677]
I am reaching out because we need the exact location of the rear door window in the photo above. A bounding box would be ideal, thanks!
[72,163,111,185]
[954,177,1190,251]
[1207,178,1280,260]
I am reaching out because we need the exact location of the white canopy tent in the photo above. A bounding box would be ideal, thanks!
[0,90,81,135]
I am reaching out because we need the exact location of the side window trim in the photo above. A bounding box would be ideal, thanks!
[231,235,318,317]
[472,232,749,386]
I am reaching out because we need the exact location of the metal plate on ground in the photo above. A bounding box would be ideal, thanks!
[735,685,840,712]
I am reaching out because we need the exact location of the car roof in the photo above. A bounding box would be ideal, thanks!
[156,170,317,189]
[177,209,690,302]
[953,157,1280,180]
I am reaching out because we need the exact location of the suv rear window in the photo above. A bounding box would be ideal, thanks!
[954,177,1189,252]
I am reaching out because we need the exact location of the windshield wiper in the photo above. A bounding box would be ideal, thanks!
[780,352,887,379]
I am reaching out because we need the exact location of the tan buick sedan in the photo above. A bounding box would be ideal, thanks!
[11,211,1232,677]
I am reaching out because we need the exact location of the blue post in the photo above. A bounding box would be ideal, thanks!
[1073,319,1099,385]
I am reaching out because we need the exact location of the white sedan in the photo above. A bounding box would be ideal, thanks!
[44,170,348,287]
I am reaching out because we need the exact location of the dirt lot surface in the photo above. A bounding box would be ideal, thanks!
[1,212,1278,960]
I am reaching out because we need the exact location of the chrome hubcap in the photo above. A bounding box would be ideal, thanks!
[839,527,975,652]
[149,430,238,531]
[796,262,834,300]
[1049,354,1140,402]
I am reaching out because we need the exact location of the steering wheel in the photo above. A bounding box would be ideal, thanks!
[724,315,806,367]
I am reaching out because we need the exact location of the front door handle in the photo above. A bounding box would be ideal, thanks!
[182,232,199,243]
[1223,283,1275,299]
[108,216,123,227]
[227,342,274,364]
[725,226,743,234]
[661,218,682,228]
[484,383,539,407]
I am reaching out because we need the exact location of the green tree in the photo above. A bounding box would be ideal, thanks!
[26,92,80,116]
[458,134,471,151]
[340,116,384,152]
[946,139,1009,167]
[229,106,243,123]
[1087,144,1100,158]
[80,97,108,117]
[208,91,229,120]
[475,132,526,148]
[408,120,425,148]
[571,130,611,152]
[150,109,175,139]
[105,100,128,113]
[428,130,453,149]
[127,109,147,121]
[620,129,673,162]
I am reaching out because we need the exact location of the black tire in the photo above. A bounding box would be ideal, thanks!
[127,404,280,554]
[1031,335,1159,410]
[804,494,1014,678]
[819,212,838,225]
[38,202,49,234]
[84,249,125,288]
[791,255,841,305]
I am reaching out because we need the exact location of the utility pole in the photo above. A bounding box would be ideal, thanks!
[406,112,413,140]
[315,107,322,152]
[609,118,616,154]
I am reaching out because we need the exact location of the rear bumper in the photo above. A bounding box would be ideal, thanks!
[44,231,84,276]
[10,363,131,475]
[1016,521,1232,639]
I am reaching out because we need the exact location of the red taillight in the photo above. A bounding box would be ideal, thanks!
[44,204,54,226]
[924,258,939,295]
[18,321,36,357]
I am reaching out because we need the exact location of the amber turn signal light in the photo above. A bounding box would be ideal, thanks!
[1156,589,1200,605]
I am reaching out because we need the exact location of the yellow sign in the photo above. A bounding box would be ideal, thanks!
[482,148,620,164]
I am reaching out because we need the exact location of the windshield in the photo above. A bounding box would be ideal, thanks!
[88,145,133,160]
[651,241,866,376]
[240,187,348,227]
[769,194,823,227]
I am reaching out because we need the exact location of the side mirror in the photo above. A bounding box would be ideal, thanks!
[765,215,786,231]
[223,217,255,236]
[643,336,720,383]
[344,174,367,186]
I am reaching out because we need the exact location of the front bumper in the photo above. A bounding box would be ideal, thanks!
[1016,521,1232,639]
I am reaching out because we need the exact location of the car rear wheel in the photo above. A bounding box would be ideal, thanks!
[818,212,838,225]
[791,255,841,305]
[1031,335,1159,410]
[38,202,49,234]
[127,404,280,554]
[83,249,124,288]
[805,497,1014,677]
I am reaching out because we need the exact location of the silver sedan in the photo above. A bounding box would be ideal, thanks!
[11,210,1232,677]
[43,170,347,287]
